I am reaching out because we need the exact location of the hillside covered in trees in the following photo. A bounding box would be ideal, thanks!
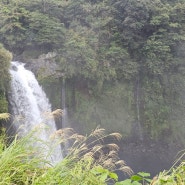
[1,0,185,145]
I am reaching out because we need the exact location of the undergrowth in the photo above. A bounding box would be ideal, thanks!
[0,112,185,184]
[0,113,132,185]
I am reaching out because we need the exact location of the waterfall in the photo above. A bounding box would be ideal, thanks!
[61,79,69,128]
[136,77,143,141]
[61,79,70,155]
[9,61,62,164]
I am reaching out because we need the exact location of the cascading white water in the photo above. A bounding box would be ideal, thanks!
[9,61,62,164]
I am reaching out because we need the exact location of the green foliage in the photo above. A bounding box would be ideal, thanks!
[0,0,66,53]
[1,0,185,140]
[0,126,132,184]
[142,78,170,138]
[0,44,12,113]
[0,2,29,52]
[150,151,185,184]
[69,82,134,135]
[28,11,65,50]
[0,130,43,184]
[0,96,8,113]
[56,0,185,140]
[0,44,12,90]
[115,154,185,185]
[58,28,99,79]
[142,37,172,76]
[115,172,151,185]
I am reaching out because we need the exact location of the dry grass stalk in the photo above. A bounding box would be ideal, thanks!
[0,113,10,121]
[108,151,118,158]
[69,133,86,142]
[91,145,103,153]
[103,158,115,168]
[50,109,63,119]
[53,128,74,137]
[106,143,119,151]
[120,166,133,176]
[109,133,122,141]
[42,109,63,120]
[115,160,126,166]
[90,127,105,138]
[55,126,132,177]
[12,115,25,122]
[83,151,94,158]
[49,125,132,177]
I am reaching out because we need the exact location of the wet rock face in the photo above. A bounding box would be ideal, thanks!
[11,64,18,71]
[23,52,64,79]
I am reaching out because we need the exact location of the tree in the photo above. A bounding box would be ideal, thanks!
[0,2,29,53]
[0,0,66,54]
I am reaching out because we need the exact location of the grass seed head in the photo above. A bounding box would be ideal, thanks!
[0,113,10,121]
[90,127,105,138]
[106,143,119,151]
[109,133,122,141]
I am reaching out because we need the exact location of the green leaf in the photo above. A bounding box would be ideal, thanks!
[115,179,132,185]
[137,172,150,177]
[145,178,152,183]
[131,175,143,181]
[132,181,142,185]
[99,173,108,182]
[109,172,118,181]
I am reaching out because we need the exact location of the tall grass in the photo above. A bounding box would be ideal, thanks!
[2,112,185,184]
[0,130,44,184]
[0,116,132,185]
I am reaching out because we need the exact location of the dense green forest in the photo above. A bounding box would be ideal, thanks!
[1,0,185,141]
